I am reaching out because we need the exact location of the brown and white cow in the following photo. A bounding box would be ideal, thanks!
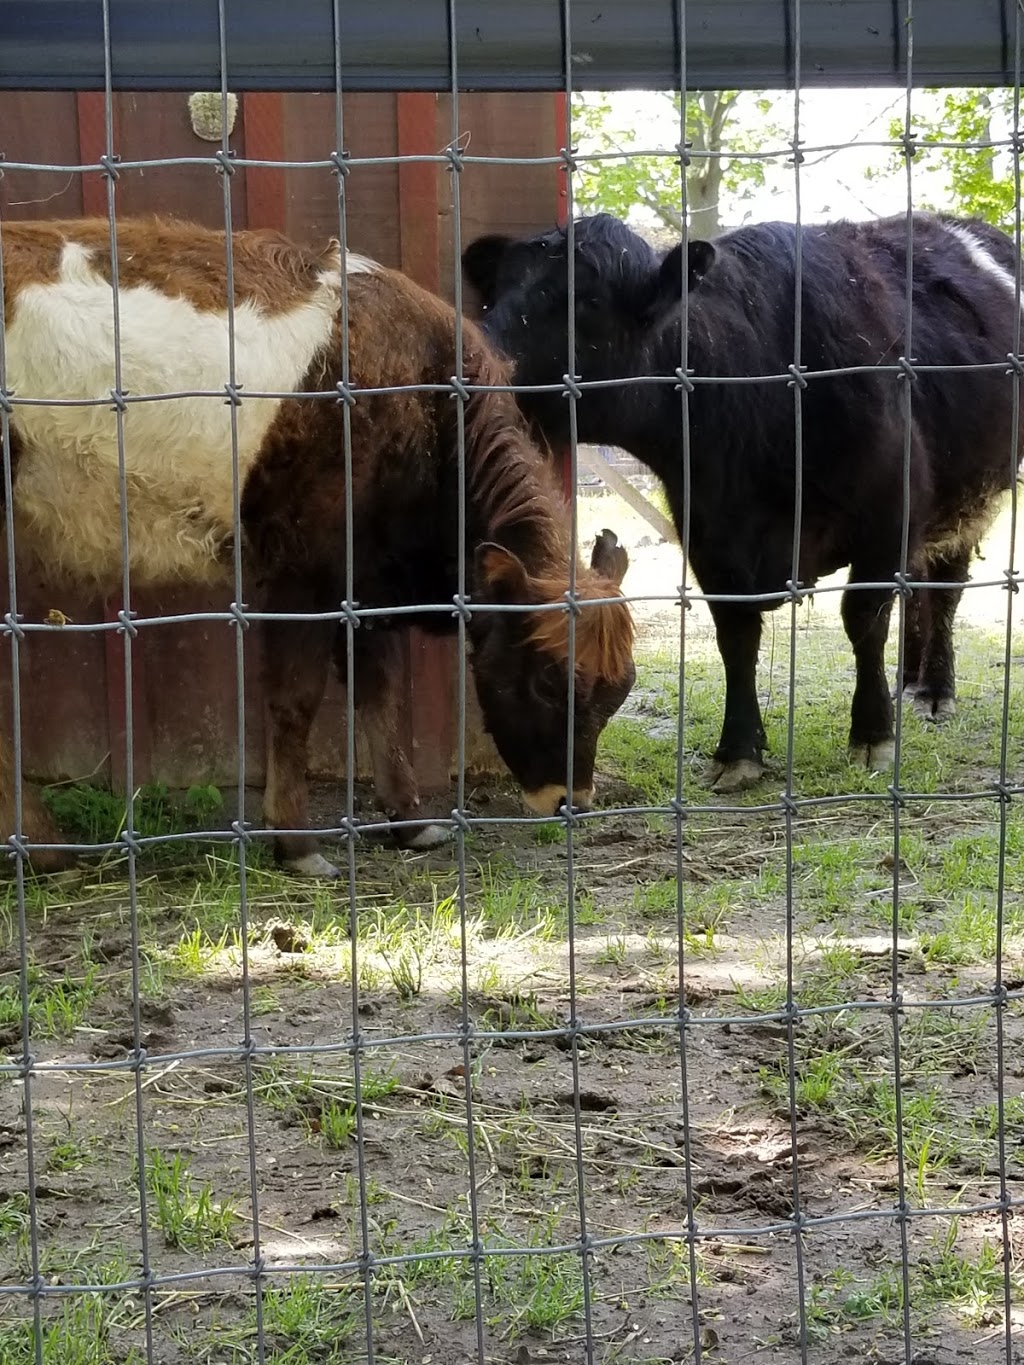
[0,216,635,877]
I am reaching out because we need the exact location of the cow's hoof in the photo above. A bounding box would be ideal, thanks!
[705,757,765,793]
[284,852,341,879]
[849,739,896,773]
[398,823,451,851]
[909,692,956,723]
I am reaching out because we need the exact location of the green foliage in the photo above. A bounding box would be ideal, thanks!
[42,780,224,846]
[571,90,785,238]
[877,88,1018,229]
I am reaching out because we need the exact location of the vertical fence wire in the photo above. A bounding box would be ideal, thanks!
[328,7,380,1361]
[670,1,707,1360]
[994,6,1024,1359]
[781,1,811,1357]
[0,8,1022,1365]
[891,5,917,1356]
[0,148,45,1365]
[98,1,157,1358]
[559,6,600,1361]
[446,7,490,1361]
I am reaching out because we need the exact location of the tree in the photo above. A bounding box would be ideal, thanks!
[570,90,786,240]
[875,88,1017,229]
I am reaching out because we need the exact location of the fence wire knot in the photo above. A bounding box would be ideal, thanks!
[3,610,25,640]
[560,144,579,174]
[887,783,906,808]
[338,815,362,842]
[779,792,800,816]
[117,608,139,638]
[330,150,351,177]
[674,366,695,393]
[675,139,692,168]
[339,598,362,630]
[448,375,472,403]
[108,387,129,413]
[1005,351,1024,377]
[119,827,144,856]
[230,819,253,845]
[229,601,251,631]
[991,779,1015,802]
[99,152,120,180]
[335,379,358,407]
[1003,567,1021,595]
[899,131,918,160]
[7,831,32,861]
[784,578,803,604]
[0,386,13,413]
[451,591,472,624]
[214,148,236,175]
[223,382,244,407]
[561,373,583,401]
[896,355,918,383]
[449,807,473,836]
[129,1045,148,1073]
[562,589,581,617]
[787,363,808,389]
[445,143,466,174]
[668,796,688,822]
[892,572,913,599]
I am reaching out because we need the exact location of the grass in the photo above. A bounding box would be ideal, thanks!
[143,1148,238,1252]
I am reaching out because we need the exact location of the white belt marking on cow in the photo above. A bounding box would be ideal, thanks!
[942,220,1023,309]
[7,239,365,589]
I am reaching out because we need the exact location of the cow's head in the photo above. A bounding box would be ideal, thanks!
[463,214,716,442]
[468,528,634,815]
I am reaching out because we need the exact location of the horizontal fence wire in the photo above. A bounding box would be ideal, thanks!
[0,0,1022,1363]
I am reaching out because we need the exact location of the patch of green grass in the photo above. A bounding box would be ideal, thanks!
[0,964,98,1040]
[919,891,1024,965]
[0,1297,142,1365]
[915,1224,1010,1326]
[42,781,227,853]
[143,1148,237,1252]
[255,1274,361,1363]
[0,1192,31,1244]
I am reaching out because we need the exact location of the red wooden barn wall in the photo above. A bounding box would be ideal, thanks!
[0,90,564,797]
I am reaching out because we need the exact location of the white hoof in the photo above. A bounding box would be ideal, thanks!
[285,852,341,879]
[849,739,896,773]
[704,757,765,793]
[402,823,451,851]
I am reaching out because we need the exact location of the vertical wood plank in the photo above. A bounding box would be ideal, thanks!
[76,92,116,218]
[396,92,453,794]
[243,92,287,232]
[78,92,152,791]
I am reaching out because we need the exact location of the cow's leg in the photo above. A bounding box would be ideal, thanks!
[0,731,73,875]
[842,569,896,770]
[902,543,970,722]
[705,603,767,793]
[343,629,449,850]
[262,579,339,878]
[894,568,927,700]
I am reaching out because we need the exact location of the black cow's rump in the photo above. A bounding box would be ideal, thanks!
[464,211,1023,790]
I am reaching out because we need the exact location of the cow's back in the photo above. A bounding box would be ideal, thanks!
[2,217,352,590]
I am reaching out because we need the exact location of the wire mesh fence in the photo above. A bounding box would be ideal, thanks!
[1,1,1023,1363]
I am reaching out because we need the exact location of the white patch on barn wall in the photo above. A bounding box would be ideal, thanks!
[7,237,357,590]
[942,220,1023,308]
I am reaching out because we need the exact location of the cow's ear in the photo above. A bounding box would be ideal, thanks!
[462,235,513,309]
[475,542,531,603]
[644,239,716,325]
[590,528,629,586]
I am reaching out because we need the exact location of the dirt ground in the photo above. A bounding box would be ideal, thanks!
[1,488,1023,1364]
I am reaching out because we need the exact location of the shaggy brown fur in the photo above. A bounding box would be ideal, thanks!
[2,216,635,875]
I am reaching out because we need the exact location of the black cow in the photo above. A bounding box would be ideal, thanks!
[464,212,1023,791]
